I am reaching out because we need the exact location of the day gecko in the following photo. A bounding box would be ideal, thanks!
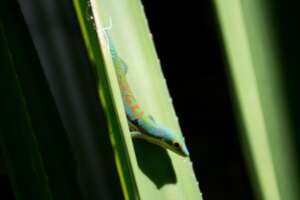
[102,26,189,157]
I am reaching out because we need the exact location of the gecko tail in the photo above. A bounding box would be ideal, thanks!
[101,16,112,31]
[100,16,119,57]
[101,16,112,45]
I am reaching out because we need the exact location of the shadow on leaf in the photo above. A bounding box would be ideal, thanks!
[133,139,177,189]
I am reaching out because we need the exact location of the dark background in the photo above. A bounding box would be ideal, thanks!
[0,0,256,199]
[141,0,254,199]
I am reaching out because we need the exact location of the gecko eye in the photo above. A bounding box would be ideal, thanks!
[173,141,180,148]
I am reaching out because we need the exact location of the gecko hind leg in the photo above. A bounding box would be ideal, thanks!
[130,131,142,138]
[128,120,142,138]
[128,120,139,131]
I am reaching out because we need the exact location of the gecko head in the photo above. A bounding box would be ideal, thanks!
[155,125,189,157]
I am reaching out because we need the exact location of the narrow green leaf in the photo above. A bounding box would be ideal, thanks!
[15,0,124,199]
[73,0,202,199]
[214,0,300,199]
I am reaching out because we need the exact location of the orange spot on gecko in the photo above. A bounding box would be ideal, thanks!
[131,103,140,111]
[124,95,132,104]
[137,111,145,119]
